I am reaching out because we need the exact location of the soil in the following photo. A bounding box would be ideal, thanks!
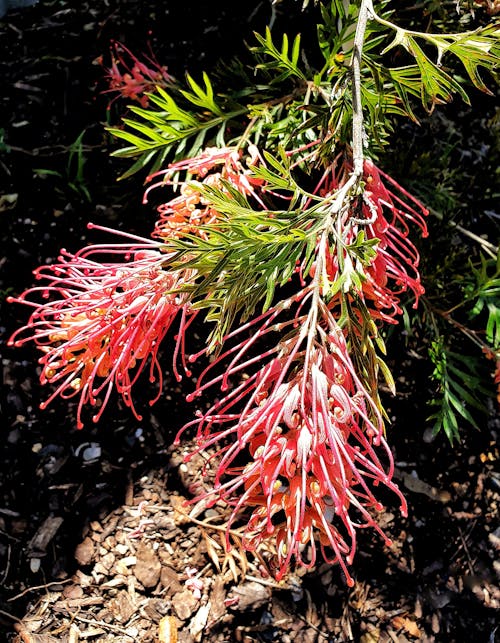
[0,2,499,642]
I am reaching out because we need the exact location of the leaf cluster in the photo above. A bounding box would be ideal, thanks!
[466,254,500,350]
[165,167,319,348]
[108,76,250,179]
[107,1,499,179]
[427,338,490,443]
[379,20,499,112]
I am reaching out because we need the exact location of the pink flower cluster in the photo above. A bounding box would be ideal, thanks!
[101,42,172,108]
[309,158,428,323]
[174,155,427,581]
[144,145,264,242]
[179,293,408,585]
[9,144,427,584]
[8,241,195,428]
[8,147,265,427]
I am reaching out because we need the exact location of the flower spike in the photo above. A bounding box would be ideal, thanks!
[179,292,407,583]
[8,242,195,428]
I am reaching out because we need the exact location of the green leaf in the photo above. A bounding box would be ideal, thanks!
[407,37,470,110]
[180,72,223,115]
[252,28,306,83]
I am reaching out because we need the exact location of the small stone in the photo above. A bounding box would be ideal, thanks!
[93,562,109,577]
[125,626,139,638]
[100,552,115,570]
[103,536,116,549]
[119,555,137,567]
[115,544,129,556]
[171,589,198,621]
[114,560,132,576]
[134,541,161,588]
[73,570,93,588]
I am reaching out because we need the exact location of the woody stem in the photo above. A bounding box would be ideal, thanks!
[351,0,370,177]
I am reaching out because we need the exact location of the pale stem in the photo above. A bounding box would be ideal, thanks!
[350,0,371,178]
[322,0,371,216]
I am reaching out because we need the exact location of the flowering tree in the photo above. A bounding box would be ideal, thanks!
[8,1,499,584]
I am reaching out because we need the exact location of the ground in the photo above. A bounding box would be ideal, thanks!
[0,2,499,642]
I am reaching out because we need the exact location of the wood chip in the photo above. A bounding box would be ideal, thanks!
[160,565,183,593]
[171,589,199,621]
[62,584,84,600]
[133,542,161,588]
[189,603,210,641]
[391,615,421,639]
[27,516,64,556]
[158,616,178,643]
[108,589,136,623]
[360,626,380,643]
[208,576,226,623]
[74,537,95,566]
[395,468,451,503]
[227,581,271,611]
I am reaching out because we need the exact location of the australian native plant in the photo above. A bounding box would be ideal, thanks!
[8,1,500,584]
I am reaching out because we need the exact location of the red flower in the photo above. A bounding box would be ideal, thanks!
[179,293,407,584]
[306,158,428,322]
[144,146,266,242]
[102,42,172,108]
[362,159,428,312]
[8,240,195,428]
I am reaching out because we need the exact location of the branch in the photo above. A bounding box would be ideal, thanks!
[324,0,371,219]
[428,206,499,259]
[351,0,371,177]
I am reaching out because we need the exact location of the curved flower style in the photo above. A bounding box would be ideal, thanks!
[8,241,195,428]
[102,42,172,108]
[311,158,428,323]
[179,294,407,584]
[362,159,428,312]
[143,146,265,241]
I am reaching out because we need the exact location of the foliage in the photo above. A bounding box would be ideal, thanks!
[33,129,92,202]
[8,0,500,583]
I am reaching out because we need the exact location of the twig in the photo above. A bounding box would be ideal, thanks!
[456,524,476,576]
[0,609,22,623]
[428,206,498,258]
[0,543,11,586]
[8,144,105,157]
[435,307,495,354]
[72,614,132,635]
[325,0,371,219]
[243,573,295,591]
[7,578,72,602]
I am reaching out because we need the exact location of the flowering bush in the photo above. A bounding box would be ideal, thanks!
[9,1,499,583]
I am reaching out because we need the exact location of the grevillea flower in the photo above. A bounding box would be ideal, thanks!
[101,42,172,108]
[362,160,428,310]
[143,146,266,241]
[309,158,428,323]
[178,291,407,584]
[8,232,195,428]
